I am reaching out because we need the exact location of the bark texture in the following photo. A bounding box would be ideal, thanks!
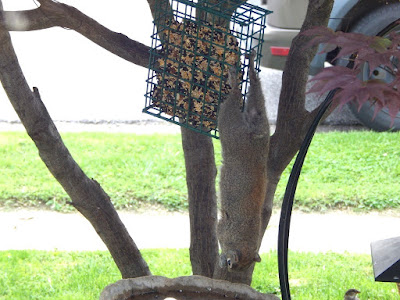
[0,1,150,279]
[262,0,335,234]
[147,0,220,278]
[178,0,226,277]
[100,275,280,300]
[181,128,219,278]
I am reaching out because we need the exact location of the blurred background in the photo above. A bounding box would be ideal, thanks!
[0,0,359,126]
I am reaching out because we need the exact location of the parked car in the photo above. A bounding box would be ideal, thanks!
[260,0,400,131]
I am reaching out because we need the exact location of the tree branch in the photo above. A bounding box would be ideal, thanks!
[145,0,220,277]
[181,128,219,278]
[269,0,335,175]
[147,0,173,43]
[0,0,150,67]
[0,1,151,278]
[177,0,230,278]
[260,0,334,251]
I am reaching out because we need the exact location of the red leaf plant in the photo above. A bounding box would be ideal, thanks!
[303,26,400,125]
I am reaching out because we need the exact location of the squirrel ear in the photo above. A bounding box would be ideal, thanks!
[231,252,239,263]
[253,253,261,263]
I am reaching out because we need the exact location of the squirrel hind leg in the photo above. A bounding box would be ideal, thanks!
[227,67,236,88]
[227,66,239,90]
[246,50,257,81]
[223,66,243,107]
[244,51,269,139]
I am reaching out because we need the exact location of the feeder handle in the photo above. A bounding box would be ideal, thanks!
[277,89,337,300]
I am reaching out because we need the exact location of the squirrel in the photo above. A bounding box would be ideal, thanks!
[217,50,269,272]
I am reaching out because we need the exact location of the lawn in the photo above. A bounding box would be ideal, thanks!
[1,130,399,300]
[0,250,398,299]
[0,130,400,212]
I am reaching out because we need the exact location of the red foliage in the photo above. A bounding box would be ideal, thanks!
[303,27,400,124]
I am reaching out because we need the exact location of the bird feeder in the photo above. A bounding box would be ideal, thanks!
[143,0,271,138]
[370,236,400,283]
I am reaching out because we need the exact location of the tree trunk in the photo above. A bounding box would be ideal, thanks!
[215,0,335,285]
[181,128,219,277]
[179,0,234,278]
[0,4,150,279]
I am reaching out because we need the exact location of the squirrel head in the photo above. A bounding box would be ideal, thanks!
[219,249,261,272]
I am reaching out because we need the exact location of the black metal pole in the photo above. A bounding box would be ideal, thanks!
[277,90,336,300]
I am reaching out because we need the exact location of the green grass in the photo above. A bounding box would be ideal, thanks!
[1,130,400,212]
[282,131,400,211]
[0,250,398,299]
[0,132,188,211]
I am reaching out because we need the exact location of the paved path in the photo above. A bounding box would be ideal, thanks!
[1,209,399,254]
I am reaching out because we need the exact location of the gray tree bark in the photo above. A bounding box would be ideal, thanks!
[262,0,335,234]
[100,275,280,300]
[181,129,219,277]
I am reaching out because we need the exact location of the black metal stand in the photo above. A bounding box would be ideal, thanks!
[277,90,336,300]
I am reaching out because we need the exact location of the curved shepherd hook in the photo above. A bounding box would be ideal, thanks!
[277,89,337,300]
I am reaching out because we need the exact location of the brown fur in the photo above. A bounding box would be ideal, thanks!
[217,51,269,271]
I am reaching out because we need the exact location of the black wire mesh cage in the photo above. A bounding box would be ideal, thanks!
[144,0,271,138]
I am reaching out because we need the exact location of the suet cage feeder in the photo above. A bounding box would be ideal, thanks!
[144,0,271,138]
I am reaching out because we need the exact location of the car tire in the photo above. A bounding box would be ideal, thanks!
[342,3,400,131]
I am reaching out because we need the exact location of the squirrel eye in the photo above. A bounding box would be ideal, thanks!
[227,258,232,268]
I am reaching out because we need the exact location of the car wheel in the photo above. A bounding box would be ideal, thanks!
[342,3,400,131]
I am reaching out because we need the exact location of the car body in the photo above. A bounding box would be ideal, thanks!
[259,0,400,131]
